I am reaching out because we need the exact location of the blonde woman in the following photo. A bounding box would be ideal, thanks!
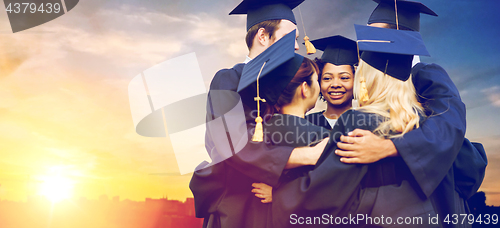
[351,59,424,139]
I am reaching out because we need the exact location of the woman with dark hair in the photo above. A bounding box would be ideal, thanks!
[251,57,332,196]
[305,36,359,130]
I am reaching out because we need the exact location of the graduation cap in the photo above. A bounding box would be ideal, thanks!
[238,29,303,102]
[355,24,429,81]
[230,0,305,31]
[368,0,438,32]
[237,30,304,141]
[311,35,358,66]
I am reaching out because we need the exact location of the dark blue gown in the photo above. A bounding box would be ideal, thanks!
[392,63,487,227]
[306,64,487,227]
[306,111,332,130]
[190,64,294,228]
[271,110,439,228]
[280,63,487,228]
[264,114,331,185]
[190,62,487,228]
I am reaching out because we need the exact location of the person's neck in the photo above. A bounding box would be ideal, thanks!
[280,103,306,119]
[323,102,351,119]
[248,47,265,59]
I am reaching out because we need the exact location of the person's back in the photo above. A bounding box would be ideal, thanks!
[348,58,437,227]
[364,3,487,224]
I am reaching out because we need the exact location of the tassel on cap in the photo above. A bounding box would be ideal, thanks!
[252,96,266,142]
[251,62,267,142]
[298,6,315,55]
[252,116,264,142]
[359,76,369,102]
[304,36,316,55]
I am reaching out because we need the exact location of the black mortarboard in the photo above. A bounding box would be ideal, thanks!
[311,35,358,66]
[237,30,304,105]
[355,24,429,81]
[368,0,438,32]
[230,0,305,31]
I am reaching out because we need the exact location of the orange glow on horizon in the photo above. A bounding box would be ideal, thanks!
[38,175,74,203]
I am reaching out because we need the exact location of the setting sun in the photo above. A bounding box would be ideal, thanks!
[39,176,74,203]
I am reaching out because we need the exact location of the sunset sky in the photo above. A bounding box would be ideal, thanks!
[1,0,499,206]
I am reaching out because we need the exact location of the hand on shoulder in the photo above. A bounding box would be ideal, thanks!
[335,129,398,164]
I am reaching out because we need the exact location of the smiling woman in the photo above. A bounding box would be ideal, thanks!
[38,175,74,203]
[305,35,359,130]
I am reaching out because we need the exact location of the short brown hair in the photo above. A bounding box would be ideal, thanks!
[245,19,281,50]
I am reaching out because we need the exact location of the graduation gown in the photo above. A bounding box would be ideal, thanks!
[391,63,487,227]
[283,63,486,228]
[306,111,332,130]
[264,114,331,184]
[272,110,439,228]
[189,64,294,228]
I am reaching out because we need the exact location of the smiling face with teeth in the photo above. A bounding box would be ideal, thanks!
[320,63,354,111]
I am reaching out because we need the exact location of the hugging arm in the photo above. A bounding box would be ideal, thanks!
[338,64,465,197]
[271,111,370,227]
[190,67,294,219]
[203,66,324,186]
[335,129,397,164]
[337,63,487,199]
[390,63,466,197]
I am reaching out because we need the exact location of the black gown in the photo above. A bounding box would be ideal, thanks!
[190,62,487,228]
[190,64,294,228]
[265,114,331,185]
[308,63,487,227]
[306,111,332,130]
[391,63,487,228]
[273,63,487,228]
[271,110,439,228]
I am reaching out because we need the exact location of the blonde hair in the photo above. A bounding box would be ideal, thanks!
[353,60,425,138]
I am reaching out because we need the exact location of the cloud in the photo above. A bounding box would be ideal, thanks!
[98,5,184,25]
[0,3,248,79]
[0,47,31,78]
[186,13,244,44]
[0,3,200,190]
[482,86,500,107]
[0,88,18,108]
[88,5,246,62]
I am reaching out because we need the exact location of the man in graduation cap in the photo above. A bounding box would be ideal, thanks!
[332,1,487,226]
[189,1,329,227]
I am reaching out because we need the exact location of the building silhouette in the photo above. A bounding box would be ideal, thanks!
[0,195,203,228]
[467,191,500,227]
